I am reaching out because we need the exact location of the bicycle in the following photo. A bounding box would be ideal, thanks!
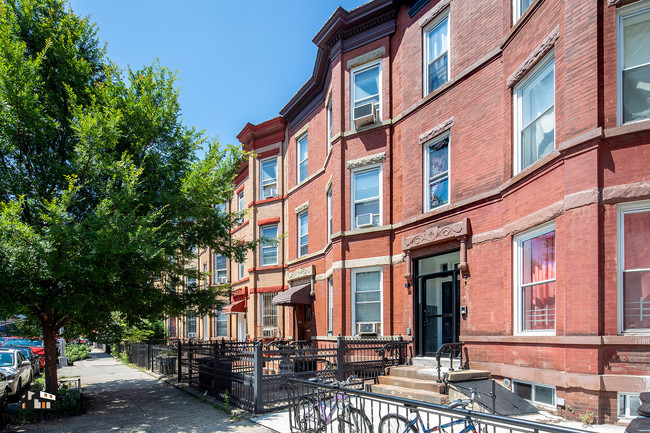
[294,376,372,433]
[378,388,485,433]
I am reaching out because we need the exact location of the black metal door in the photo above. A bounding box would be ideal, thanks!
[417,270,460,357]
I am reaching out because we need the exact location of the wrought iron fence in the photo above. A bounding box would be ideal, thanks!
[287,378,590,433]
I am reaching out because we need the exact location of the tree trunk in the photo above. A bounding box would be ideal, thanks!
[41,321,60,394]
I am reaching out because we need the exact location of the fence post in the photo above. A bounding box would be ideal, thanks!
[397,334,404,365]
[188,339,193,386]
[213,342,218,396]
[336,334,344,382]
[253,341,263,413]
[177,340,182,383]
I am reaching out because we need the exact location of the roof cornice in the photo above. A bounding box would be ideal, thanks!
[280,0,398,127]
[236,116,287,151]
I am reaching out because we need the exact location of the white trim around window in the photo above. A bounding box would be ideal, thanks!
[327,186,333,239]
[423,133,450,212]
[260,157,278,199]
[513,0,534,23]
[513,380,556,408]
[260,225,278,266]
[513,52,555,174]
[617,1,650,125]
[298,210,308,257]
[297,133,308,184]
[616,200,650,334]
[327,95,333,147]
[513,221,556,335]
[422,10,450,96]
[351,267,383,336]
[351,164,382,230]
[351,60,382,128]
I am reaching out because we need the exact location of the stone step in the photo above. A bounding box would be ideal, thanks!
[371,384,448,405]
[388,365,443,380]
[445,370,491,382]
[377,375,446,393]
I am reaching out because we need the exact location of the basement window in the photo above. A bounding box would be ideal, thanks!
[513,380,555,407]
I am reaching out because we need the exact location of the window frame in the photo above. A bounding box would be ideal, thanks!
[351,60,382,128]
[260,293,278,335]
[214,309,228,337]
[513,221,556,336]
[351,164,382,230]
[260,224,278,266]
[298,210,309,257]
[237,190,245,223]
[618,392,642,419]
[616,200,650,334]
[214,254,227,284]
[327,96,333,147]
[238,260,245,281]
[297,133,308,184]
[513,0,533,23]
[422,11,450,96]
[328,276,334,335]
[351,267,383,336]
[617,1,650,125]
[186,313,197,336]
[513,52,555,174]
[260,157,278,199]
[423,133,451,212]
[327,187,333,239]
[513,379,556,408]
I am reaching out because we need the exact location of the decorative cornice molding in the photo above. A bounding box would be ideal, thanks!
[418,0,450,28]
[295,200,310,214]
[402,218,469,251]
[507,25,560,88]
[346,152,386,169]
[347,47,385,70]
[419,117,455,144]
[287,265,315,282]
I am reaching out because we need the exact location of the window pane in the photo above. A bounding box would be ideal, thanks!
[522,231,556,285]
[354,66,379,102]
[428,54,448,93]
[262,249,277,265]
[262,160,277,183]
[355,200,380,223]
[356,291,380,303]
[355,170,380,201]
[299,213,308,236]
[262,226,278,241]
[429,141,449,178]
[356,303,381,322]
[215,255,227,270]
[427,19,448,63]
[523,282,556,330]
[357,271,380,291]
[514,382,532,400]
[429,178,449,208]
[299,136,308,160]
[623,270,650,330]
[623,11,650,69]
[624,210,650,269]
[535,385,555,406]
[522,63,554,126]
[299,160,308,182]
[631,394,642,415]
[521,107,555,169]
[623,65,650,123]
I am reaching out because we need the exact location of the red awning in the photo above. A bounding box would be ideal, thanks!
[222,299,246,314]
[272,283,312,306]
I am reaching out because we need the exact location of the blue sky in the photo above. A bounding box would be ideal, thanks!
[67,0,368,157]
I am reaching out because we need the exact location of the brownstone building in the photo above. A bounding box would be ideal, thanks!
[170,0,650,423]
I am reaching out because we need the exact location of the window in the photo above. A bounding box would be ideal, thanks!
[352,166,381,229]
[260,293,278,338]
[186,313,197,337]
[214,310,228,337]
[328,277,334,335]
[619,393,642,419]
[203,264,208,289]
[617,201,650,332]
[260,157,278,199]
[514,223,556,333]
[297,134,308,183]
[514,54,555,173]
[298,211,308,257]
[187,275,197,291]
[352,61,381,126]
[237,190,245,223]
[327,97,333,146]
[352,268,382,335]
[214,254,227,284]
[260,225,278,266]
[513,0,533,22]
[424,135,450,211]
[618,3,650,124]
[423,13,449,95]
[238,260,245,280]
[203,315,208,340]
[327,187,333,238]
[513,380,555,407]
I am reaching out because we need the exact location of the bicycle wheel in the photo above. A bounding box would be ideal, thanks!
[340,407,372,433]
[294,397,323,433]
[378,414,417,433]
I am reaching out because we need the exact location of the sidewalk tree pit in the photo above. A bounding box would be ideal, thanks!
[0,0,258,394]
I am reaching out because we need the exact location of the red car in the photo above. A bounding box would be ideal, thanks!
[0,337,45,369]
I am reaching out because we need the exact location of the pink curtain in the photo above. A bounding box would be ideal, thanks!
[522,231,556,330]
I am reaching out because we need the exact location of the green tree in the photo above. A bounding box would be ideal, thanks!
[0,0,255,393]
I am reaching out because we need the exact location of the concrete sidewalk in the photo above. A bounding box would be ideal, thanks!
[8,350,276,433]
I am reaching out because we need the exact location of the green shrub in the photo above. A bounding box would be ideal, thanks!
[66,343,90,363]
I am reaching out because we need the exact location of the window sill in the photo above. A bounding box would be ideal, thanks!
[605,118,650,138]
[343,119,391,138]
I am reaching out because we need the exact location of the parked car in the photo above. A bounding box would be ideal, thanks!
[2,346,39,376]
[0,338,45,369]
[0,348,32,396]
[0,370,7,408]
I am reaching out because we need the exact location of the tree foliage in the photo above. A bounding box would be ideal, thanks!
[0,0,254,392]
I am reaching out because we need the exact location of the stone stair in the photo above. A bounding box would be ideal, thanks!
[370,360,491,405]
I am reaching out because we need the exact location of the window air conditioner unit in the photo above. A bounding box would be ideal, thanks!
[356,213,374,228]
[217,276,228,284]
[187,332,196,339]
[358,323,378,335]
[353,102,377,129]
[263,188,277,199]
[262,327,277,338]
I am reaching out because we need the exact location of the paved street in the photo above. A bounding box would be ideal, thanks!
[8,350,275,433]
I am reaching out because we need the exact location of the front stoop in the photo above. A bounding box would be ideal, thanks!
[370,364,491,405]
